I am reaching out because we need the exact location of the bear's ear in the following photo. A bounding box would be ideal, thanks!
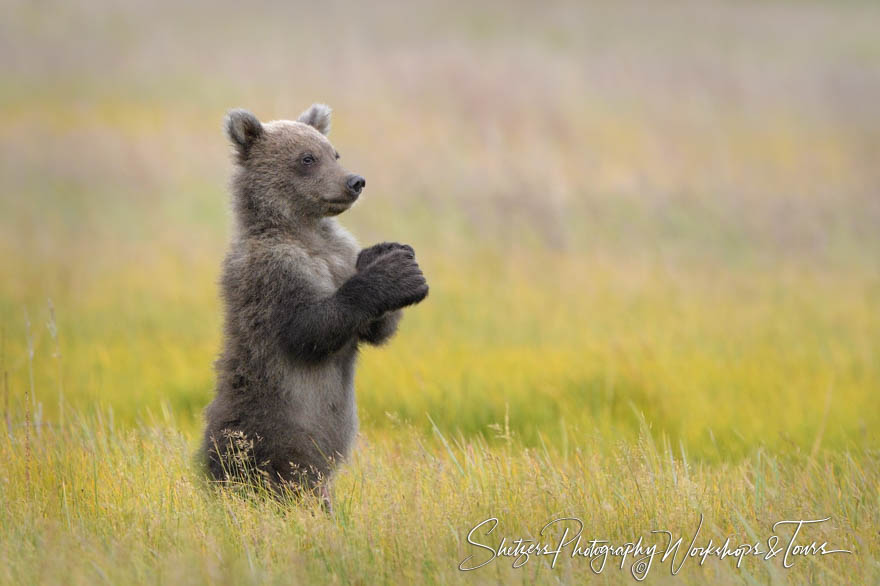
[297,103,332,135]
[225,109,264,155]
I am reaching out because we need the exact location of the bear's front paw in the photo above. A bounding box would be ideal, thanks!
[361,249,428,312]
[356,242,414,271]
[383,253,428,309]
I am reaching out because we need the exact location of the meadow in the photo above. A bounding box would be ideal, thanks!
[1,0,879,583]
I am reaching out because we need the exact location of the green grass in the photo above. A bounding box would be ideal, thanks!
[2,0,880,583]
[3,254,877,459]
[2,251,877,584]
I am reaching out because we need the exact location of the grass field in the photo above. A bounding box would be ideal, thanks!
[2,0,879,583]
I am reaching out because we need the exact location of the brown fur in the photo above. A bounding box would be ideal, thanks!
[201,105,428,499]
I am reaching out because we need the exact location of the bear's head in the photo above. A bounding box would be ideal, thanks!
[224,104,365,222]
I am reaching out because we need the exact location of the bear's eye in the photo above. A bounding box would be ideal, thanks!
[301,154,316,165]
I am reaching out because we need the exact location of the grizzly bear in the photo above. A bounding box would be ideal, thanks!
[201,104,428,504]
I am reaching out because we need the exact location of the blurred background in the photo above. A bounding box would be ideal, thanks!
[2,0,878,458]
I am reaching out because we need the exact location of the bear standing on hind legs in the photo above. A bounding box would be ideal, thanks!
[201,104,428,506]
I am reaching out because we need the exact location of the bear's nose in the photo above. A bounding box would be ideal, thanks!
[346,174,366,196]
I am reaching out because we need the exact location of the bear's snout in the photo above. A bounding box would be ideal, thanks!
[346,174,366,197]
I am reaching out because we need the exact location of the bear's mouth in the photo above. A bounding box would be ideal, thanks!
[323,194,359,210]
[324,198,355,216]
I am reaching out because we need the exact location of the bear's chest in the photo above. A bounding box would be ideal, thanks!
[294,224,358,292]
[311,251,356,291]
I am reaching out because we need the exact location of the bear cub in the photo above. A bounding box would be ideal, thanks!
[202,104,428,503]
